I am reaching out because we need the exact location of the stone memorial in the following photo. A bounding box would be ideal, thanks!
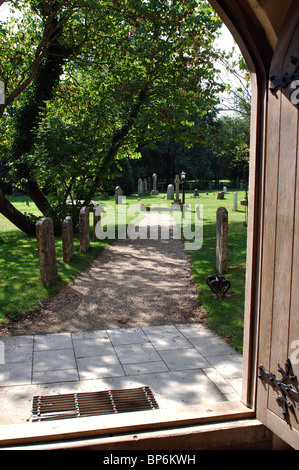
[174,174,180,203]
[151,173,159,195]
[36,217,58,287]
[62,216,74,262]
[216,207,228,275]
[138,178,144,196]
[217,191,225,199]
[79,206,90,252]
[167,184,174,200]
[115,186,123,204]
[233,192,238,211]
[193,188,199,197]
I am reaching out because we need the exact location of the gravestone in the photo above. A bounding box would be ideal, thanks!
[115,186,123,204]
[216,207,228,275]
[196,204,201,220]
[138,178,144,196]
[62,216,74,262]
[193,188,199,197]
[167,184,174,200]
[36,217,58,287]
[79,206,90,252]
[174,174,180,203]
[217,191,225,199]
[233,192,238,211]
[151,173,159,195]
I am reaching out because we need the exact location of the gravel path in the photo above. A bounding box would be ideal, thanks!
[7,212,203,335]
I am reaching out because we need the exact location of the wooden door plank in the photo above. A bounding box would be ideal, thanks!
[268,23,299,425]
[256,59,281,426]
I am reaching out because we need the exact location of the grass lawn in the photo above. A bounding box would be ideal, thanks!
[0,191,248,351]
[184,190,247,353]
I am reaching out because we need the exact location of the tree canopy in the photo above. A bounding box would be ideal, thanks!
[0,0,229,233]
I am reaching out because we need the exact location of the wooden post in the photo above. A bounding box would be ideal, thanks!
[216,207,228,275]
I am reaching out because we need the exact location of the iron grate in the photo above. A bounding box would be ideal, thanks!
[32,386,159,422]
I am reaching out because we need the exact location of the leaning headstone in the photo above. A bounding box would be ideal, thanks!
[79,206,90,252]
[62,216,74,262]
[167,184,174,200]
[233,192,238,211]
[217,191,225,200]
[151,173,159,195]
[193,188,199,197]
[216,207,228,275]
[36,217,58,287]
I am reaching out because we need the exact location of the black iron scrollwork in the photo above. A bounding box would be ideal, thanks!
[258,359,299,421]
[270,50,299,93]
[206,275,231,301]
[270,50,299,108]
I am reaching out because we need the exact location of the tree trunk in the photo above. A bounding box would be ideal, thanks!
[0,191,36,236]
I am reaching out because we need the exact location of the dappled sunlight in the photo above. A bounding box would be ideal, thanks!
[11,223,201,334]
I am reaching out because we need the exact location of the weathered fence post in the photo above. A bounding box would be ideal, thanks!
[79,206,90,252]
[216,207,228,275]
[62,216,74,262]
[36,217,58,287]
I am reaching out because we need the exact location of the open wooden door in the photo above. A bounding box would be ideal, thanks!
[255,4,299,449]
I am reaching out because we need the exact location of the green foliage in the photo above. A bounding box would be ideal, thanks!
[215,114,250,184]
[1,0,225,233]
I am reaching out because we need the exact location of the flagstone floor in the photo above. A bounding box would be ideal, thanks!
[0,323,242,425]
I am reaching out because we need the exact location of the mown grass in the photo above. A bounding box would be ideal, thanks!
[184,190,247,352]
[0,191,248,351]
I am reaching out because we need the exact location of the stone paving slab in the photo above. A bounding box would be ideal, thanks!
[0,324,243,425]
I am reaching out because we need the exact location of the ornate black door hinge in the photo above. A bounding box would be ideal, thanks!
[258,359,299,421]
[270,50,299,94]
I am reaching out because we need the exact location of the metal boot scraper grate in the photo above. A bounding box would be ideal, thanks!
[32,386,159,422]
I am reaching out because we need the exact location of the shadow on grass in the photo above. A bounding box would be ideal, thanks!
[0,230,110,322]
